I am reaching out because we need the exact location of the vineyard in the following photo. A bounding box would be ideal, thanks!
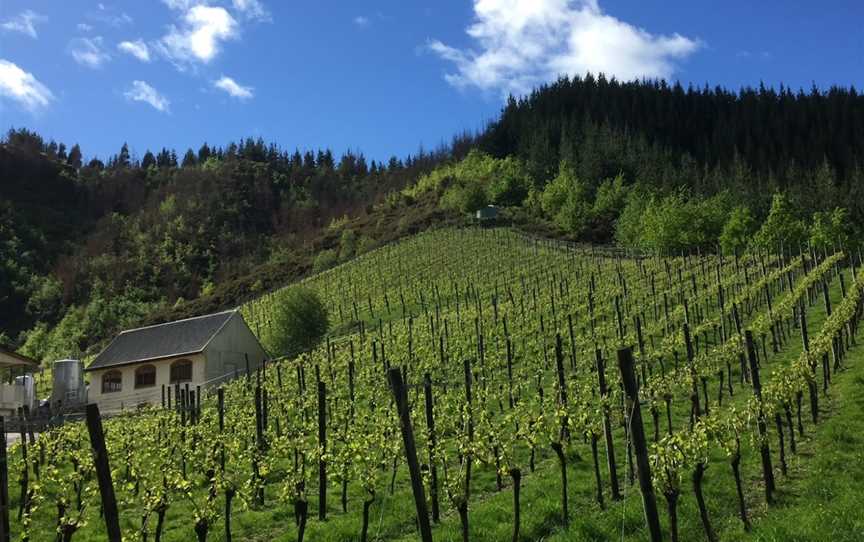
[5,227,864,542]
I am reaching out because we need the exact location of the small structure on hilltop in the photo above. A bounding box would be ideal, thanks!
[86,309,268,413]
[0,346,40,416]
[475,205,499,224]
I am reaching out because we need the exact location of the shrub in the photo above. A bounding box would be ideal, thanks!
[541,161,590,235]
[614,185,651,247]
[809,207,849,251]
[753,193,807,251]
[441,182,488,214]
[339,229,357,261]
[720,205,756,255]
[592,173,629,218]
[269,287,329,358]
[357,235,376,255]
[312,249,338,273]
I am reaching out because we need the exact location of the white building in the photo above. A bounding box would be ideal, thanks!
[0,346,40,416]
[85,309,268,412]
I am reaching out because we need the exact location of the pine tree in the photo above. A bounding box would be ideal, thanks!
[182,149,197,168]
[141,151,156,170]
[117,143,131,168]
[68,144,83,169]
[198,143,212,163]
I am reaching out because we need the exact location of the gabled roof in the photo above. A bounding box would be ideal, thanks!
[86,310,237,371]
[0,346,39,367]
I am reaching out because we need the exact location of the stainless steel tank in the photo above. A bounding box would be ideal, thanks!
[50,359,86,409]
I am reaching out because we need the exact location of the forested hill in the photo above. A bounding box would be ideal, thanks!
[477,75,864,213]
[4,75,864,363]
[0,128,462,358]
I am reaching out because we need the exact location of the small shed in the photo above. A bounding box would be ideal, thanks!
[0,346,40,416]
[475,205,499,222]
[86,309,267,412]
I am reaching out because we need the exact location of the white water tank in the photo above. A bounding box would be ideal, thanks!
[12,375,36,412]
[50,359,87,409]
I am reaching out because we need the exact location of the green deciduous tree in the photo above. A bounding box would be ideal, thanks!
[269,287,329,358]
[720,205,756,255]
[541,161,591,235]
[753,193,807,251]
[592,173,628,217]
[809,207,849,250]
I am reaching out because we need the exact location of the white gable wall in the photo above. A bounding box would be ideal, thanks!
[202,313,268,382]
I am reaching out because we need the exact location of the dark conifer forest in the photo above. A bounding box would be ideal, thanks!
[479,75,864,214]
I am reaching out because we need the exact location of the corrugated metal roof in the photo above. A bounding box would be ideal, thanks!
[86,310,236,371]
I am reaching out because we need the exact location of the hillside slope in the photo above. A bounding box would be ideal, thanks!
[8,226,863,542]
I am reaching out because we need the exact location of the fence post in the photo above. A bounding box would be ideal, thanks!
[745,331,775,504]
[318,381,327,521]
[0,417,9,542]
[85,404,122,542]
[616,347,663,542]
[596,348,621,501]
[423,373,440,523]
[388,368,433,542]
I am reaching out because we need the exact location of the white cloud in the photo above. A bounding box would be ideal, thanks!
[353,15,370,27]
[158,5,238,66]
[1,10,47,39]
[69,37,111,69]
[214,75,253,99]
[124,80,170,112]
[89,5,133,27]
[162,0,196,10]
[77,23,93,32]
[232,0,271,22]
[0,59,54,111]
[430,0,700,96]
[118,39,151,62]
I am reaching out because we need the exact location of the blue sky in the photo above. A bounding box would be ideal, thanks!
[1,0,862,163]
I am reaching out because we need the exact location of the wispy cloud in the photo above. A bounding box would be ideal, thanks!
[214,75,253,99]
[0,59,54,111]
[89,4,133,27]
[354,15,370,27]
[430,0,700,97]
[69,37,111,69]
[161,0,196,10]
[1,10,47,39]
[124,80,170,112]
[232,0,271,22]
[157,5,238,67]
[77,23,93,32]
[118,39,151,62]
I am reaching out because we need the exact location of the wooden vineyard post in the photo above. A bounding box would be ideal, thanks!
[253,385,265,506]
[800,305,818,424]
[388,368,433,542]
[596,349,621,501]
[218,388,226,470]
[616,347,663,542]
[745,331,775,504]
[0,417,9,542]
[554,334,568,439]
[423,373,440,523]
[85,404,122,542]
[318,381,327,521]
